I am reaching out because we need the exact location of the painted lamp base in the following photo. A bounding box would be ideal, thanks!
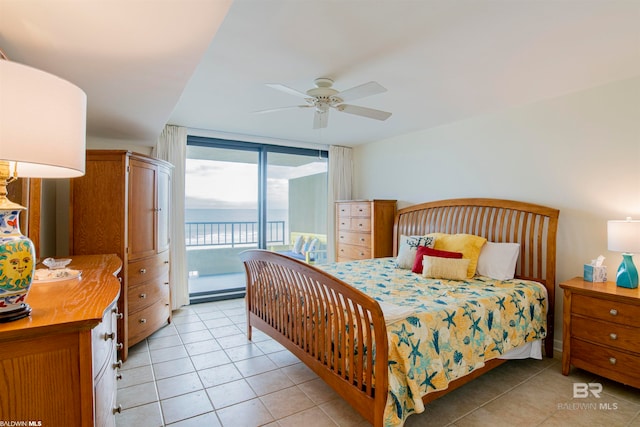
[615,253,639,289]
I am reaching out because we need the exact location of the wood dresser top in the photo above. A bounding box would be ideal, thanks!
[0,254,122,341]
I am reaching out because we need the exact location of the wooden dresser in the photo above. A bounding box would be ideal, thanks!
[335,200,396,262]
[560,277,640,388]
[0,254,122,426]
[71,150,173,360]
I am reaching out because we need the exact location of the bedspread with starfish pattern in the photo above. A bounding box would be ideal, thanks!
[317,257,547,427]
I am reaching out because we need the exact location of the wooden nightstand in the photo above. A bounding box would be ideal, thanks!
[560,277,640,388]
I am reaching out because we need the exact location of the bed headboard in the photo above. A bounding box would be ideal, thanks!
[394,198,559,284]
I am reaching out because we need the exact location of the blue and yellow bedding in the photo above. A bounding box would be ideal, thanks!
[318,257,547,427]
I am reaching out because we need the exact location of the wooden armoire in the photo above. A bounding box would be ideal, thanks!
[70,150,173,360]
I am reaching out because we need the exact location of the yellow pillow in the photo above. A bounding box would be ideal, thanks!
[427,233,487,278]
[422,256,470,280]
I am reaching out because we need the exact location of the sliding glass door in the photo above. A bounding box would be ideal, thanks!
[185,137,328,303]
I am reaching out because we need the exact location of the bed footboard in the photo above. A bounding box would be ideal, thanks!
[240,249,389,427]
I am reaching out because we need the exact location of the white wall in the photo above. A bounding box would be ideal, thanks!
[352,76,640,351]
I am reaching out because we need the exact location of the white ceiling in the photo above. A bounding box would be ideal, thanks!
[2,0,639,147]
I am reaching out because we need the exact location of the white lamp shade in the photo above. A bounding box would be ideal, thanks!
[0,59,86,178]
[608,219,640,254]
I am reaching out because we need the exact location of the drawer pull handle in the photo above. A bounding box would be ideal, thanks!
[164,282,169,285]
[164,260,169,264]
[139,293,147,299]
[359,252,365,256]
[139,268,147,274]
[116,343,124,350]
[360,238,365,242]
[115,312,124,320]
[609,357,617,365]
[104,332,116,341]
[609,309,618,316]
[116,373,123,381]
[609,333,618,340]
[113,405,122,414]
[139,318,147,324]
[113,360,123,369]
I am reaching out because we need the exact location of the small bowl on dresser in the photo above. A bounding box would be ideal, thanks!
[42,258,72,270]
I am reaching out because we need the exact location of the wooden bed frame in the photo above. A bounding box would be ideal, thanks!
[240,198,559,426]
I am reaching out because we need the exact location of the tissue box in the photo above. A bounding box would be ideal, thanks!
[584,264,607,282]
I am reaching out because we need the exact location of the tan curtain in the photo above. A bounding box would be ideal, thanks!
[327,145,353,261]
[154,125,189,309]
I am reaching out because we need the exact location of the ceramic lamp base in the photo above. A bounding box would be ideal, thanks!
[0,303,31,323]
[615,253,639,289]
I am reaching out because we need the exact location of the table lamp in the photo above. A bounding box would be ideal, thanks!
[607,218,640,289]
[0,50,86,321]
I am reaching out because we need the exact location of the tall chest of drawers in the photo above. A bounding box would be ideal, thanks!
[335,200,396,262]
[71,150,173,360]
[560,277,640,388]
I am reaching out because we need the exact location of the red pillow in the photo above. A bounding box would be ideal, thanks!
[412,246,463,274]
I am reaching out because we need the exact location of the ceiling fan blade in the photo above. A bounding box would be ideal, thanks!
[254,105,312,114]
[336,104,392,121]
[313,111,329,129]
[336,81,387,102]
[266,83,309,99]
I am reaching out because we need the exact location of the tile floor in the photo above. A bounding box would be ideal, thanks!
[117,299,640,427]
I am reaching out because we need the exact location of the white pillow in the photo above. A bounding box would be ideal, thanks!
[292,235,305,254]
[476,242,520,280]
[396,235,435,269]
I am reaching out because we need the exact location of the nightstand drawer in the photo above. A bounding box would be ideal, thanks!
[571,316,640,353]
[572,294,640,327]
[570,338,640,388]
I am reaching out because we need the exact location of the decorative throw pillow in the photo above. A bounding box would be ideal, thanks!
[422,256,470,280]
[305,238,319,254]
[427,233,487,278]
[396,235,435,269]
[476,241,521,280]
[412,246,463,274]
[292,235,305,254]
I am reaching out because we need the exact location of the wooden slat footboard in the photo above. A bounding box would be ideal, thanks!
[240,249,389,427]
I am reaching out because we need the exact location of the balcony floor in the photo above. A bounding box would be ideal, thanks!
[189,273,246,304]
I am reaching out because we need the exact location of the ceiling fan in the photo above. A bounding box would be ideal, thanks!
[257,78,392,129]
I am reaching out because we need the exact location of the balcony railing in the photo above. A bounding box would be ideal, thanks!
[185,220,286,248]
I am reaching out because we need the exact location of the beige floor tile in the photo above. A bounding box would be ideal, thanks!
[153,356,195,380]
[160,390,214,424]
[196,310,228,321]
[185,339,222,356]
[156,371,204,400]
[179,329,214,344]
[203,317,234,328]
[246,369,295,396]
[217,333,253,348]
[281,362,319,384]
[223,342,264,362]
[267,349,301,367]
[121,345,151,371]
[148,334,183,350]
[210,324,243,338]
[116,401,163,427]
[260,386,316,419]
[234,354,278,377]
[198,363,244,388]
[150,344,189,363]
[277,406,339,427]
[118,381,159,410]
[216,398,275,427]
[117,364,154,389]
[206,378,257,409]
[320,399,368,426]
[175,321,207,334]
[191,349,232,370]
[166,411,222,427]
[148,324,179,338]
[298,378,340,404]
[255,339,287,354]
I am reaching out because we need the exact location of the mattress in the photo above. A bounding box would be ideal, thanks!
[317,257,548,426]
